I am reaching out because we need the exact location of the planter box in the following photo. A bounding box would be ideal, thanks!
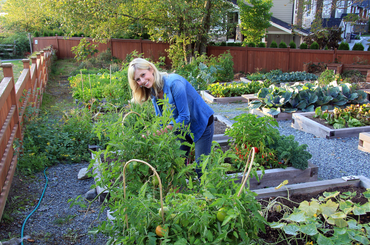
[292,112,370,138]
[201,90,248,103]
[228,162,318,191]
[358,132,370,153]
[343,64,370,76]
[303,62,343,74]
[241,94,259,103]
[254,175,370,199]
[251,108,295,121]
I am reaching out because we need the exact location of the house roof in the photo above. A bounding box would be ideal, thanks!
[270,16,310,36]
[322,17,342,28]
[352,0,370,9]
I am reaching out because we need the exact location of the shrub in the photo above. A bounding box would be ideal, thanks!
[270,41,278,48]
[258,42,266,48]
[338,42,350,50]
[310,41,319,49]
[352,43,364,51]
[0,32,30,58]
[248,42,256,47]
[368,45,370,51]
[289,41,296,49]
[300,42,308,49]
[278,41,288,48]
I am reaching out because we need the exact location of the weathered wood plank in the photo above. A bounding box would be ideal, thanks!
[292,112,370,138]
[0,124,18,192]
[251,108,294,121]
[0,77,13,110]
[0,154,18,218]
[201,90,249,103]
[358,132,370,153]
[0,105,16,147]
[241,94,258,103]
[229,162,318,190]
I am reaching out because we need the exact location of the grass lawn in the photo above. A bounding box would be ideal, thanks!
[0,59,27,82]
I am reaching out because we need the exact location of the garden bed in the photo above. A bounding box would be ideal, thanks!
[250,108,296,121]
[229,162,318,190]
[201,90,249,103]
[254,175,370,199]
[292,112,370,138]
[358,132,370,153]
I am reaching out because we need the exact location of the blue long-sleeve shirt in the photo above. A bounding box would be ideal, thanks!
[151,74,214,142]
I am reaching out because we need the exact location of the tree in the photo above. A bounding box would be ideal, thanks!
[50,0,236,65]
[238,0,273,45]
[1,0,54,33]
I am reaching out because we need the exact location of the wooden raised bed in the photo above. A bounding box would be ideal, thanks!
[292,112,370,139]
[254,175,370,199]
[358,132,370,153]
[201,90,249,103]
[241,94,258,103]
[229,162,318,191]
[251,108,295,121]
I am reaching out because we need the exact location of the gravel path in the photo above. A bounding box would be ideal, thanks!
[0,163,108,245]
[208,102,370,180]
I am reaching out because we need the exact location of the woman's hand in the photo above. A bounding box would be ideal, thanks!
[142,125,173,138]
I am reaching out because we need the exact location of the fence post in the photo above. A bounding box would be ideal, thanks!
[55,34,59,58]
[287,47,291,72]
[139,38,143,54]
[245,45,248,74]
[1,63,22,141]
[333,48,337,63]
[31,56,38,109]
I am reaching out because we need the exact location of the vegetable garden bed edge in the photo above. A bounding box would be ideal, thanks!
[292,112,370,138]
[254,175,370,199]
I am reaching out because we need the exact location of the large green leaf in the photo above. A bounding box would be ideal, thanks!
[299,200,320,216]
[299,223,318,236]
[317,233,334,245]
[285,211,307,223]
[282,224,300,235]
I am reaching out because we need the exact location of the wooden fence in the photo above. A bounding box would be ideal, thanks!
[33,36,370,74]
[0,41,16,57]
[0,48,52,219]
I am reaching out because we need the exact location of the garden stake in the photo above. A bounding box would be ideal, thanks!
[110,65,111,84]
[80,70,84,101]
[89,74,92,99]
[237,147,255,197]
[122,159,165,234]
[121,111,147,133]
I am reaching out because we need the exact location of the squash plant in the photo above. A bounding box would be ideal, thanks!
[264,189,370,244]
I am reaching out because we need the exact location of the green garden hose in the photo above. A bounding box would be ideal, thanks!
[21,167,48,245]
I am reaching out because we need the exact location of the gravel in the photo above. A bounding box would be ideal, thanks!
[208,102,370,181]
[0,163,108,245]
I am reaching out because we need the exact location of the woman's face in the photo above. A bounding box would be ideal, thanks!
[134,67,154,89]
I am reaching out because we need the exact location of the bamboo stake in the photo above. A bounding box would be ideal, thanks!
[237,148,255,197]
[122,159,165,233]
[81,70,84,101]
[89,74,92,99]
[110,65,111,84]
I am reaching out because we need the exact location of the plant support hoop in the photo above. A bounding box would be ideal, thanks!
[237,148,255,197]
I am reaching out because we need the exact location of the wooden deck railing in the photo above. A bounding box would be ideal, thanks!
[0,48,52,219]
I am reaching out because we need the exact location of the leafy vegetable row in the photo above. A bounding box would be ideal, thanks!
[249,81,369,115]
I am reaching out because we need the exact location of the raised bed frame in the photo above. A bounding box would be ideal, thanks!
[292,112,370,139]
[254,175,370,199]
[201,90,249,103]
[358,132,370,153]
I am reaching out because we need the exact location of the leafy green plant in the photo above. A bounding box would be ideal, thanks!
[314,103,370,129]
[278,41,287,48]
[258,42,266,48]
[270,41,278,48]
[300,42,308,49]
[248,42,256,47]
[266,189,370,245]
[338,42,350,50]
[352,43,365,51]
[207,80,270,97]
[71,38,98,62]
[318,69,338,86]
[208,51,234,82]
[310,41,319,49]
[187,62,218,90]
[289,41,296,49]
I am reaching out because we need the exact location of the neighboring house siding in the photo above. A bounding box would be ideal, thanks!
[271,0,294,24]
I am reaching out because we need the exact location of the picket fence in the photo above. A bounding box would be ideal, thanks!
[0,48,52,218]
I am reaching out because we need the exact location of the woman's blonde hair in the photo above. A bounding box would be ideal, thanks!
[128,58,166,103]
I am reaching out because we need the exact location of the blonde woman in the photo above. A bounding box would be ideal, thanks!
[128,58,214,178]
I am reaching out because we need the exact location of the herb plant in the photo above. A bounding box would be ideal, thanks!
[207,80,270,97]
